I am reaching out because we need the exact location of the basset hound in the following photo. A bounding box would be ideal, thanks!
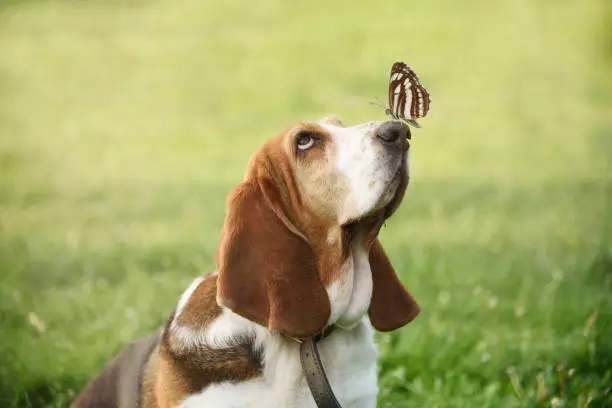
[73,116,420,408]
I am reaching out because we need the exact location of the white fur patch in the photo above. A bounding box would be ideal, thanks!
[170,324,208,352]
[326,260,353,325]
[202,308,260,349]
[319,121,406,224]
[326,240,374,330]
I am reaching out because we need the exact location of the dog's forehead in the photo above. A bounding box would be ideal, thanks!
[318,121,381,138]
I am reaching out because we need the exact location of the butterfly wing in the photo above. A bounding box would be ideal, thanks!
[402,64,430,122]
[387,62,404,120]
[387,62,430,127]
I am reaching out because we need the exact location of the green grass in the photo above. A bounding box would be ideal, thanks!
[1,0,611,406]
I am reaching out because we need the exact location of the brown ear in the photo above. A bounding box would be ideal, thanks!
[368,239,420,331]
[216,178,330,339]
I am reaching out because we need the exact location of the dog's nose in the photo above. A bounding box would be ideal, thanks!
[376,121,411,147]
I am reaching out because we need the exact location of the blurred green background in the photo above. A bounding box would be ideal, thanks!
[1,0,611,406]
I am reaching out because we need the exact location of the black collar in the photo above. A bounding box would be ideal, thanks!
[298,327,343,408]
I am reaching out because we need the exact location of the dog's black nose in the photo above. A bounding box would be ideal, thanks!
[377,121,410,146]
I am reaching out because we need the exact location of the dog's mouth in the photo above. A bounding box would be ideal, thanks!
[341,214,384,246]
[383,154,409,218]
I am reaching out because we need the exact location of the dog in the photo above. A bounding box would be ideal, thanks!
[72,116,420,408]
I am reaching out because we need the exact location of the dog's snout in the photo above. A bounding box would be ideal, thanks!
[376,121,411,148]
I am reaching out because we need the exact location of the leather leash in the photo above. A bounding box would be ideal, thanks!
[298,328,343,408]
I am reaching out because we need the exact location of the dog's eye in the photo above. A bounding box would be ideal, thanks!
[296,133,315,151]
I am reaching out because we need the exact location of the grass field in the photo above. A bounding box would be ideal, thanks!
[1,0,611,406]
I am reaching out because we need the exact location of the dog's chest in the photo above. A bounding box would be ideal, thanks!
[179,320,379,408]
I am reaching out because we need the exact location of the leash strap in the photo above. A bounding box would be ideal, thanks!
[300,333,343,408]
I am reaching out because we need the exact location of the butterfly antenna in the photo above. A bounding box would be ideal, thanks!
[369,97,386,109]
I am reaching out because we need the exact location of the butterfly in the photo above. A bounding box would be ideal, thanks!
[381,61,431,128]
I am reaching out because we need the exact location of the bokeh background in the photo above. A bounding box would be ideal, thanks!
[1,0,611,406]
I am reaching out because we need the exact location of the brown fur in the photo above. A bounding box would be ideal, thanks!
[217,177,332,339]
[173,272,221,329]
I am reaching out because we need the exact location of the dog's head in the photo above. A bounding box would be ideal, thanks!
[216,116,419,339]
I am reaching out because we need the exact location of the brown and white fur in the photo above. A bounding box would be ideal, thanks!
[72,116,420,408]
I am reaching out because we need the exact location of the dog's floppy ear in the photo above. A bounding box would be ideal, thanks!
[216,177,331,339]
[368,239,420,331]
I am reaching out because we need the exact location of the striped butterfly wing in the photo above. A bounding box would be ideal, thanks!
[387,62,430,128]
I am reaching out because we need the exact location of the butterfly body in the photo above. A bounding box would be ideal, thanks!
[385,61,430,128]
[384,107,421,128]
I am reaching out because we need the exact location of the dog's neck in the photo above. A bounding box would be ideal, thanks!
[326,241,373,330]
